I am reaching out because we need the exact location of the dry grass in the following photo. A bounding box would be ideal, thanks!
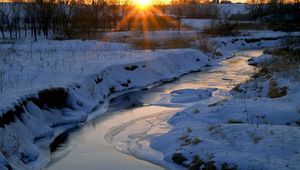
[267,22,300,32]
[132,36,193,50]
[202,19,239,36]
[191,137,202,145]
[258,39,300,81]
[267,80,288,98]
[248,131,263,144]
[195,33,216,53]
[235,22,267,30]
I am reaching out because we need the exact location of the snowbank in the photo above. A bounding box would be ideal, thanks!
[0,48,209,169]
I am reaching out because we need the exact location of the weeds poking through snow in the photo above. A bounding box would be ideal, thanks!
[267,80,288,98]
[247,131,263,144]
[189,155,204,170]
[192,108,200,114]
[186,127,193,133]
[191,137,202,145]
[221,162,238,170]
[124,65,138,71]
[227,119,244,124]
[172,153,187,165]
[196,33,216,54]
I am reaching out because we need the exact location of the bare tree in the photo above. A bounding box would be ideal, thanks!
[38,0,56,38]
[0,2,20,39]
[0,5,6,38]
[171,0,184,34]
[107,0,121,30]
[56,0,76,38]
[24,0,38,40]
[87,0,107,34]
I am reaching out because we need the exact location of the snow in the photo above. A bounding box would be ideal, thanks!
[152,88,216,108]
[219,4,247,15]
[182,19,211,30]
[149,51,300,169]
[105,42,300,170]
[1,17,300,169]
[0,41,209,169]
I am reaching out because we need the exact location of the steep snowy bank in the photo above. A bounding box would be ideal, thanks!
[0,49,208,169]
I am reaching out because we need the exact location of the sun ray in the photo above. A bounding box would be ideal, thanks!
[147,7,160,30]
[101,2,190,43]
[114,8,136,31]
[141,11,150,49]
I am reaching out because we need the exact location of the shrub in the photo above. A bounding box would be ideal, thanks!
[203,160,217,170]
[172,153,187,165]
[109,86,116,94]
[191,137,202,145]
[267,80,288,98]
[203,12,239,36]
[196,33,216,53]
[253,40,300,86]
[221,162,238,170]
[189,155,204,170]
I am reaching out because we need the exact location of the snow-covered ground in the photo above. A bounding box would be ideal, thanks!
[182,19,211,30]
[1,18,300,169]
[149,49,300,169]
[219,4,247,15]
[0,39,132,97]
[0,38,210,169]
[105,49,264,169]
[103,33,300,170]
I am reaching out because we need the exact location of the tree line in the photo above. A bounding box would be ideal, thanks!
[0,0,138,40]
[247,0,300,22]
[0,0,299,40]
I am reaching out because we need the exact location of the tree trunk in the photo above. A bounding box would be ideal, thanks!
[1,29,5,39]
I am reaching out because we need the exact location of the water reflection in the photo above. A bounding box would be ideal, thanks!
[47,50,263,170]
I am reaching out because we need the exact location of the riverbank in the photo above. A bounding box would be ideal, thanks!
[0,48,209,169]
[105,50,264,170]
[146,44,300,169]
[0,30,299,169]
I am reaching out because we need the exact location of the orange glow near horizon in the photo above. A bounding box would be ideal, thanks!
[136,0,152,9]
[102,3,190,48]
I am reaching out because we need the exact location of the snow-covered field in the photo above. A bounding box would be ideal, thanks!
[0,39,132,97]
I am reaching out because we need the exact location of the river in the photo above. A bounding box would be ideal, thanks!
[47,50,263,170]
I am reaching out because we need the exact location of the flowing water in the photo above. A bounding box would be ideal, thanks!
[47,50,263,170]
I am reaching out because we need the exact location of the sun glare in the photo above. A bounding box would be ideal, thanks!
[136,0,152,9]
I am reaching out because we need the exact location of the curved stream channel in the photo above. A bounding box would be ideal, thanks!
[47,50,263,170]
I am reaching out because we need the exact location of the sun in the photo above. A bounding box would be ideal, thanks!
[136,0,152,9]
